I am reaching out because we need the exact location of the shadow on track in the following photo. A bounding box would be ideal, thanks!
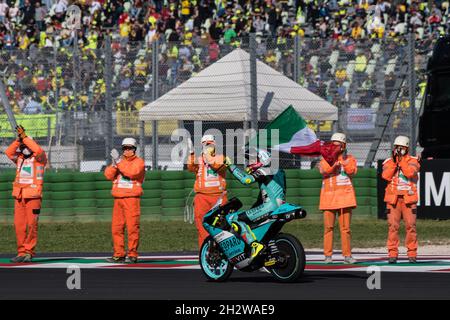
[225,271,368,284]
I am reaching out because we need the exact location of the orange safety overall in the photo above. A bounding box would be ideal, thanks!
[188,153,227,248]
[104,155,145,258]
[382,155,420,258]
[5,138,47,257]
[319,154,357,257]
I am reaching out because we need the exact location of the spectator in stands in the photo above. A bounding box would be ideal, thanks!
[223,23,237,45]
[360,75,377,107]
[179,55,193,81]
[267,6,281,36]
[0,0,8,25]
[340,34,356,59]
[385,72,395,99]
[318,19,328,38]
[330,78,347,102]
[178,44,191,60]
[351,21,364,39]
[428,4,442,32]
[335,65,347,82]
[21,0,36,26]
[354,50,368,84]
[319,54,332,80]
[253,14,265,34]
[54,0,68,17]
[307,74,319,95]
[208,39,220,62]
[410,12,424,28]
[317,77,328,99]
[35,2,47,31]
[0,0,443,116]
[265,49,277,69]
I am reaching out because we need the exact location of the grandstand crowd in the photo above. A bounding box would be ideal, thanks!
[0,0,446,117]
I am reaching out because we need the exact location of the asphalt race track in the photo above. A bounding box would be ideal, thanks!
[1,252,449,300]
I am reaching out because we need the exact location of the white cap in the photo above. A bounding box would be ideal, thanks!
[122,137,137,148]
[331,132,346,144]
[201,134,215,144]
[394,135,409,148]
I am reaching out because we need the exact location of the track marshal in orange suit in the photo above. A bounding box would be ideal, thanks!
[318,132,357,264]
[5,125,47,263]
[104,137,145,264]
[187,135,228,248]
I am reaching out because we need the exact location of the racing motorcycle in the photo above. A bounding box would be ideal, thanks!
[199,197,307,283]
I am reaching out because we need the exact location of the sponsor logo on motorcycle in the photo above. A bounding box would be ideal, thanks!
[235,258,251,269]
[253,212,269,223]
[220,236,241,252]
[230,253,246,264]
[214,231,234,243]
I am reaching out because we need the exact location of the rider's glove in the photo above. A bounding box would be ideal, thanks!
[16,125,27,140]
[110,148,121,165]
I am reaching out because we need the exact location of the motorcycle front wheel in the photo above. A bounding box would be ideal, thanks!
[269,233,306,283]
[199,237,233,282]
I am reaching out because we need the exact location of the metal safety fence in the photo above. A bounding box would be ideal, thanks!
[0,33,433,171]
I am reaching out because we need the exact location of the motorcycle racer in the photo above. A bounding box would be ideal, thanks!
[219,148,286,261]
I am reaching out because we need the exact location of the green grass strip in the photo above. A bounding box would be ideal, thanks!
[0,219,449,254]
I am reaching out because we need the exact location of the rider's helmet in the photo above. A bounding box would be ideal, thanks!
[244,147,271,174]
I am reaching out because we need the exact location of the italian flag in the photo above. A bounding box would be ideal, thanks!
[252,106,322,156]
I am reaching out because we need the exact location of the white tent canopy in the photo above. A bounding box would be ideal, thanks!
[139,48,338,122]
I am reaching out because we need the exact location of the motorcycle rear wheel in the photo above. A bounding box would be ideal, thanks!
[269,233,306,283]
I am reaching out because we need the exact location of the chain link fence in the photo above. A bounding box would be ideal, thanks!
[1,34,433,171]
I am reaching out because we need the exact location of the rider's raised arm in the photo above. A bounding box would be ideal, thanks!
[228,164,256,185]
